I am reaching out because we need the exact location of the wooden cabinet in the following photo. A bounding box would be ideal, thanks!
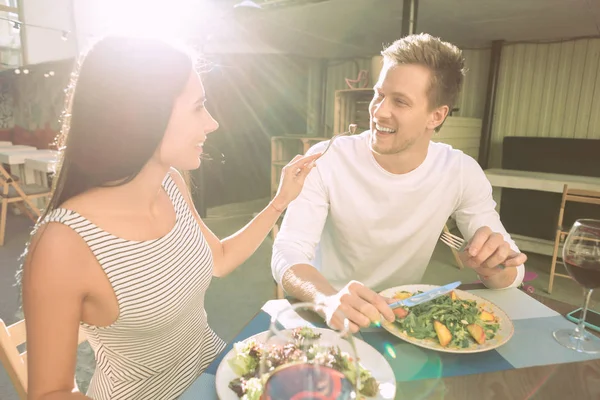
[333,88,373,134]
[270,89,373,196]
[270,135,329,197]
[432,117,482,160]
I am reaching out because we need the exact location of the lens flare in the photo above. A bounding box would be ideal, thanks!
[383,343,396,359]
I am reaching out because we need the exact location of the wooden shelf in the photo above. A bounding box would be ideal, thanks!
[270,89,374,196]
[270,89,375,196]
[333,89,373,134]
[271,135,330,196]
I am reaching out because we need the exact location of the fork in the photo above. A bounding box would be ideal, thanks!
[439,230,468,252]
[321,124,357,156]
[440,230,506,269]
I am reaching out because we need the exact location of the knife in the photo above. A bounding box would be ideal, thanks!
[388,281,462,310]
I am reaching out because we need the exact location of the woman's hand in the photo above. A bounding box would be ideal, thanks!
[271,152,322,211]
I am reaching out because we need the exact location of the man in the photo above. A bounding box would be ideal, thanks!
[271,33,526,333]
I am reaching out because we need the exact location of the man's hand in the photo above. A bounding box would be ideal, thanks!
[386,298,409,320]
[319,281,398,333]
[461,226,527,278]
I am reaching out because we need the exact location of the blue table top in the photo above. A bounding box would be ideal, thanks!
[181,288,600,400]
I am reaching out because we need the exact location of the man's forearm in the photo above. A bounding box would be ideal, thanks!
[480,266,519,289]
[281,264,337,303]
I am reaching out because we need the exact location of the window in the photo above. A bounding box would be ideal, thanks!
[0,1,22,69]
[0,0,18,8]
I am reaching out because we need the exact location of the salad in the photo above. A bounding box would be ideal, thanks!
[392,290,499,348]
[227,327,379,400]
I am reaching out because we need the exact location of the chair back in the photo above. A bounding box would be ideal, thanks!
[0,164,51,246]
[548,185,600,293]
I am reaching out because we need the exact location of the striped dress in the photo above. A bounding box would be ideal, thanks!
[40,173,226,399]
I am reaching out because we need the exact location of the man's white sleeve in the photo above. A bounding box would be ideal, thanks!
[271,144,330,285]
[452,156,525,289]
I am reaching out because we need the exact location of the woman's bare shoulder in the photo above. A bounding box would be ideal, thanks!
[25,221,94,291]
[168,167,186,187]
[168,168,193,200]
[58,189,100,217]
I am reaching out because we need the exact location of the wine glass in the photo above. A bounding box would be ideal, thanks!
[258,302,363,400]
[553,219,600,354]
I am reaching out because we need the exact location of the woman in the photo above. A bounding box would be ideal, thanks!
[21,36,320,400]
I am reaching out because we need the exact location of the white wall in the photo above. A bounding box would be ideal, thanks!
[490,37,600,167]
[21,0,77,64]
[454,48,491,119]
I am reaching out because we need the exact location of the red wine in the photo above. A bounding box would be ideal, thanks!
[565,259,600,289]
[262,363,354,400]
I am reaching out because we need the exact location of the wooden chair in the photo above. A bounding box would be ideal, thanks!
[0,164,51,246]
[548,184,600,293]
[0,318,87,399]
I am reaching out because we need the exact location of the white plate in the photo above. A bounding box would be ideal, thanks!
[379,284,514,354]
[215,327,397,399]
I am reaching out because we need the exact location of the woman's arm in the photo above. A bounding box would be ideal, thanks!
[170,152,320,277]
[23,224,92,400]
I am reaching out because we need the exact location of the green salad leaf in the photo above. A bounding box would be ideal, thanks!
[393,291,500,348]
[227,327,380,398]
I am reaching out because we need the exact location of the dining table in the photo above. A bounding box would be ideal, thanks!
[0,147,55,184]
[483,168,600,257]
[181,283,600,399]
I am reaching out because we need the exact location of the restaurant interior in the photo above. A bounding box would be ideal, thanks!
[1,0,599,399]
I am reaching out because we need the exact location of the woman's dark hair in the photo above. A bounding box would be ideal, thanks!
[43,35,194,220]
[15,36,196,304]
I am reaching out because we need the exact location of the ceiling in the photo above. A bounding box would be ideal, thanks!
[204,0,600,57]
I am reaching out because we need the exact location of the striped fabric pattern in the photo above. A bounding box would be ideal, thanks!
[41,173,226,399]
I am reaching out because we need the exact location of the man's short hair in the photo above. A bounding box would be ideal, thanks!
[381,33,466,112]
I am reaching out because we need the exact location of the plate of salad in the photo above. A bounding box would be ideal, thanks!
[379,284,514,354]
[215,327,396,400]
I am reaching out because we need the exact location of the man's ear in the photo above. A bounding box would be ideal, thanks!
[428,105,449,131]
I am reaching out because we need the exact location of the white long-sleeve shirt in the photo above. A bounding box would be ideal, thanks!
[271,131,525,292]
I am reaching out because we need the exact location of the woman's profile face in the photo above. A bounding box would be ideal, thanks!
[155,70,219,171]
